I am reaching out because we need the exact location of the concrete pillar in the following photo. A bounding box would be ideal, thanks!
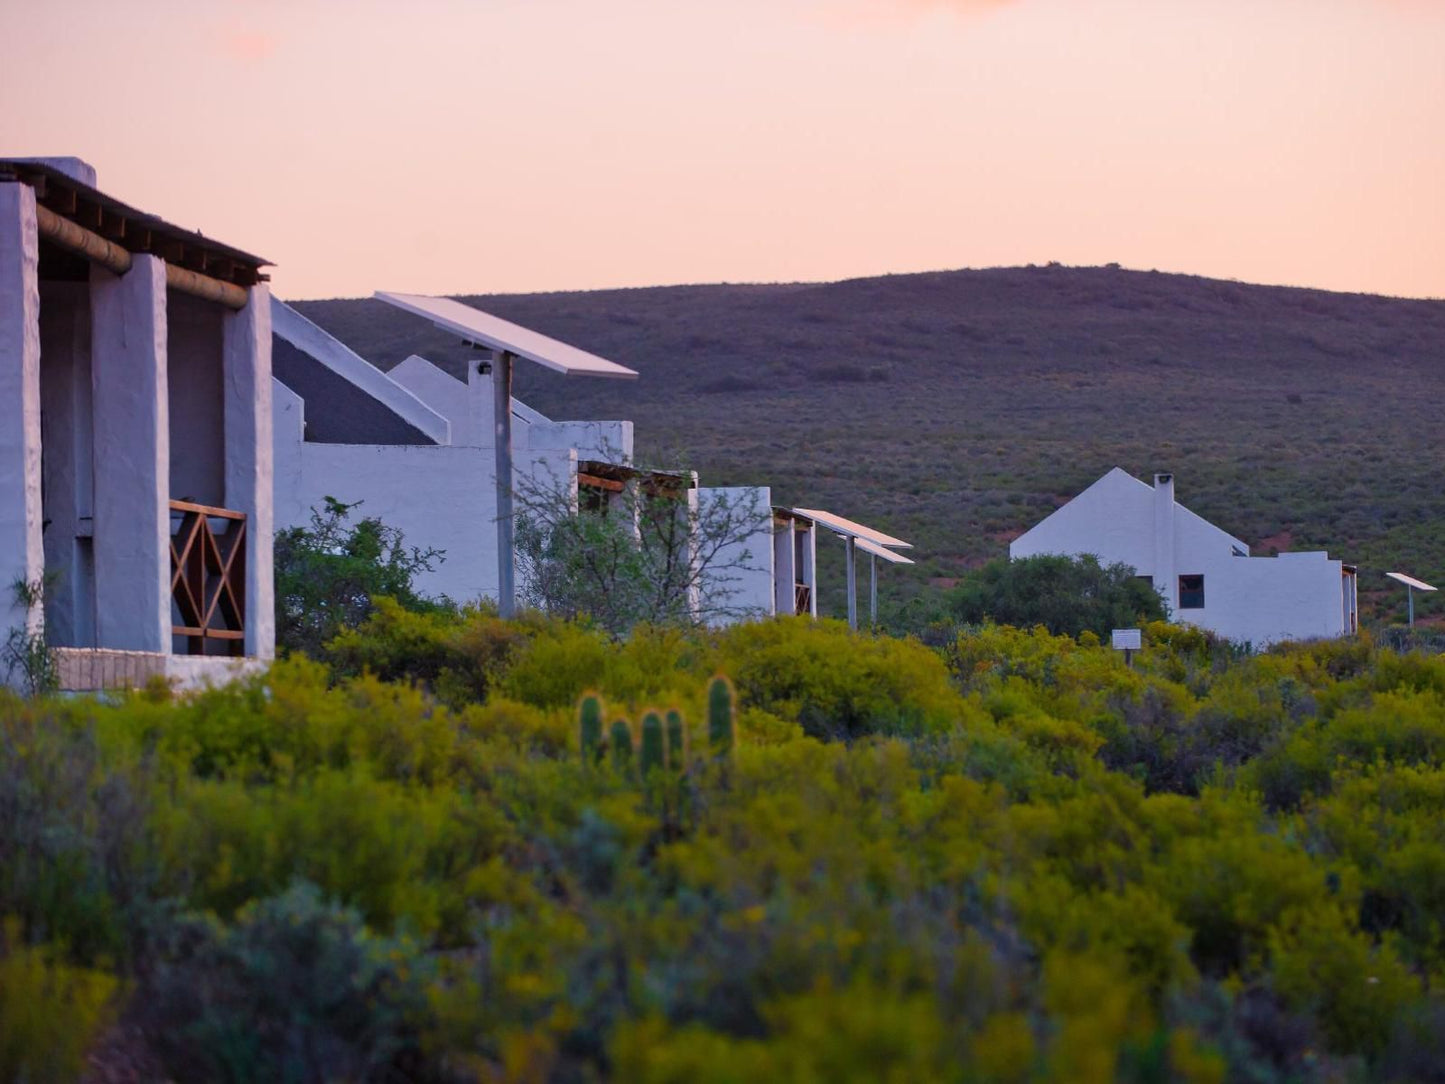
[801,522,818,617]
[223,284,275,659]
[773,515,795,617]
[1153,472,1177,615]
[91,256,170,652]
[0,182,45,646]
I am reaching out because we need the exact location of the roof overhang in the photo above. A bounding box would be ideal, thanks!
[791,507,911,549]
[0,158,270,287]
[578,459,691,496]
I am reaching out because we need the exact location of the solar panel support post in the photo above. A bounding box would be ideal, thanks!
[1408,585,1415,627]
[845,536,858,630]
[869,552,878,627]
[493,349,516,619]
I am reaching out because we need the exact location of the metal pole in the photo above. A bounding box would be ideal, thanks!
[869,552,877,627]
[1408,585,1415,627]
[493,350,516,618]
[845,535,857,630]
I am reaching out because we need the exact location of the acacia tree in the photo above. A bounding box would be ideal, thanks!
[513,460,771,637]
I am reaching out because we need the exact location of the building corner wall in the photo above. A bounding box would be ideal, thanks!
[224,285,275,659]
[0,182,45,653]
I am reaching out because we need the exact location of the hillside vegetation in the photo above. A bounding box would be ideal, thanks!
[294,266,1445,625]
[7,614,1445,1081]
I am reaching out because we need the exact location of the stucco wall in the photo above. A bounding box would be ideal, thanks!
[1185,552,1346,647]
[696,486,775,623]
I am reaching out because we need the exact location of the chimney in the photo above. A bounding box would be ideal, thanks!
[1153,473,1176,613]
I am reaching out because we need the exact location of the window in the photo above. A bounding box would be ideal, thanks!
[1178,574,1205,610]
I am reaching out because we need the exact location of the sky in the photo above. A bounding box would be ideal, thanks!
[2,0,1442,301]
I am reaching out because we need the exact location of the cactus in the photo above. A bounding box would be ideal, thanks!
[579,693,604,764]
[665,709,685,770]
[610,719,634,773]
[707,676,735,758]
[640,712,665,775]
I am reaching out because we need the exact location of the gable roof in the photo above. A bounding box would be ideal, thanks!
[1013,467,1248,556]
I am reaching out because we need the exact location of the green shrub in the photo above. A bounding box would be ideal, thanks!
[140,882,431,1083]
[944,554,1166,639]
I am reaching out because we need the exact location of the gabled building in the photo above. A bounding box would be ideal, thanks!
[1010,468,1358,647]
[1,158,274,692]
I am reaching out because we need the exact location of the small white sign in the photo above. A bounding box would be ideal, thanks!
[1111,628,1142,651]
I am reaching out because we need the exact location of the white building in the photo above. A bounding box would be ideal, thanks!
[1010,468,1358,647]
[1,158,273,692]
[271,301,828,620]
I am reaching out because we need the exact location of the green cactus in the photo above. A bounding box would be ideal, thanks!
[708,676,735,758]
[610,719,634,772]
[579,693,604,764]
[640,711,665,775]
[665,709,685,770]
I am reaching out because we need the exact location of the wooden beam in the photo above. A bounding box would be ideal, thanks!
[163,263,249,309]
[34,204,248,309]
[578,471,625,493]
[34,203,131,275]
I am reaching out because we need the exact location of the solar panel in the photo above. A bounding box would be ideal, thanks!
[791,508,911,549]
[374,292,639,380]
[1387,572,1438,592]
[855,537,915,564]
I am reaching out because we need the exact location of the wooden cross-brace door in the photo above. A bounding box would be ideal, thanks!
[169,500,247,655]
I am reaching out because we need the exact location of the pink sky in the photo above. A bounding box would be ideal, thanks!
[3,0,1441,300]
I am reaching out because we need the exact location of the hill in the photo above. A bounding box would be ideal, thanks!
[293,265,1445,624]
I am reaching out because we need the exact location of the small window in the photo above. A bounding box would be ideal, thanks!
[1178,574,1205,609]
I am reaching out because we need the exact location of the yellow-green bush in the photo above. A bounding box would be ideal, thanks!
[5,617,1445,1079]
[0,919,116,1084]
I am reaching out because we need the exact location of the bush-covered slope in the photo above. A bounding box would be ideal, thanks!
[8,616,1445,1081]
[294,266,1445,624]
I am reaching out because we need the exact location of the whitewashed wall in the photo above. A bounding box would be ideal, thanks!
[696,486,775,623]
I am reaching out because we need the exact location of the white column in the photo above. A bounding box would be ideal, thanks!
[0,182,45,646]
[91,256,169,652]
[803,522,818,617]
[773,516,794,616]
[223,284,275,658]
[1152,472,1177,614]
[845,535,858,629]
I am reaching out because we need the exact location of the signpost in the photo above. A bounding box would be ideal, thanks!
[1112,627,1142,668]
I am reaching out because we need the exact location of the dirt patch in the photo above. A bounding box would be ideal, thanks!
[1256,530,1294,553]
